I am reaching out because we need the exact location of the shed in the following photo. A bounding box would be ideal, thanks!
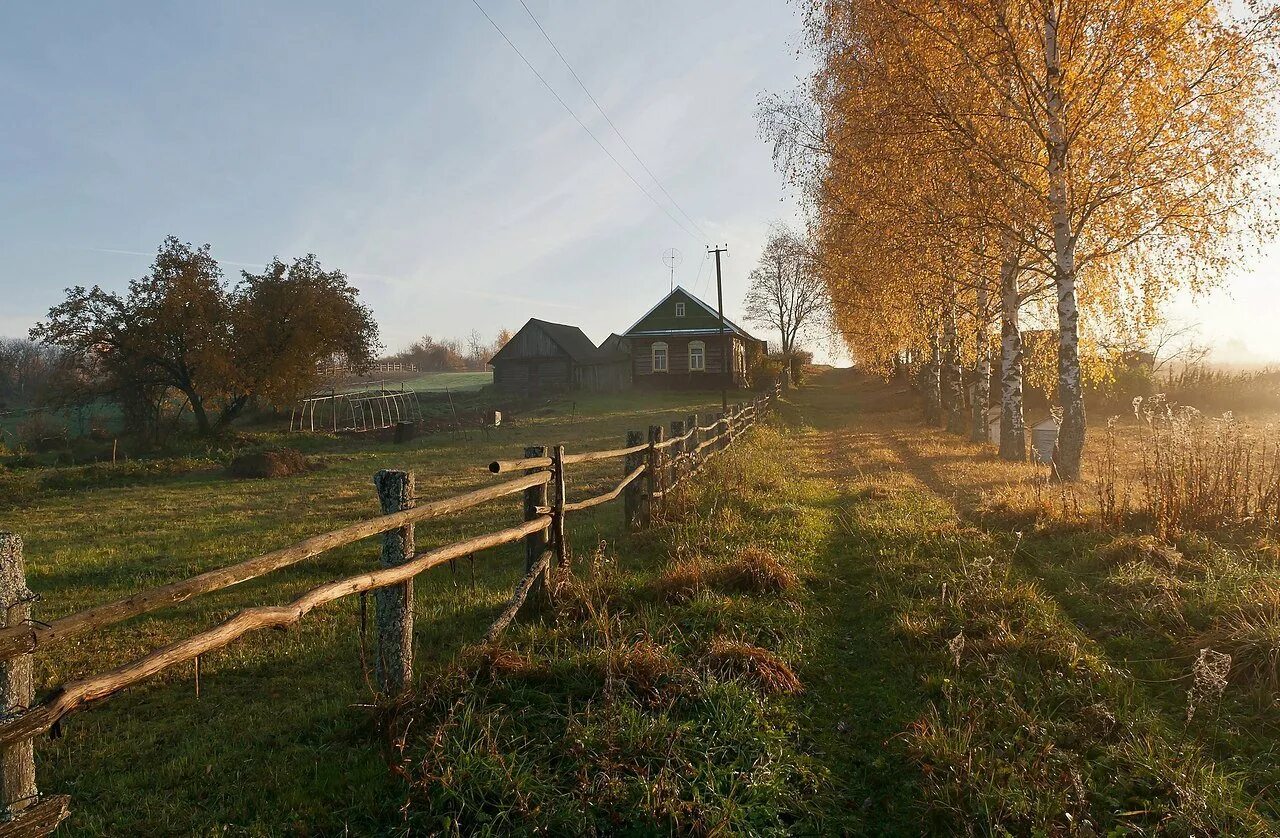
[1029,415,1060,464]
[489,318,631,396]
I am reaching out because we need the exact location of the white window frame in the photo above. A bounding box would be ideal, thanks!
[651,341,669,373]
[688,340,705,372]
[675,302,686,317]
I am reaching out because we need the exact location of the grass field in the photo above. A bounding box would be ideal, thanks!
[337,370,492,394]
[5,370,1280,834]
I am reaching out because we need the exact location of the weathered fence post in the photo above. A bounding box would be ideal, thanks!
[373,470,414,694]
[550,445,568,570]
[669,420,685,488]
[523,446,551,594]
[645,425,663,525]
[522,446,550,571]
[715,412,726,453]
[0,533,36,819]
[623,431,644,531]
[685,413,699,473]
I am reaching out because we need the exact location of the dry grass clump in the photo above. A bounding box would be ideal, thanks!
[600,637,694,704]
[1094,534,1188,571]
[652,554,708,604]
[704,637,802,695]
[457,643,543,682]
[1199,583,1280,692]
[719,546,800,595]
[652,546,798,603]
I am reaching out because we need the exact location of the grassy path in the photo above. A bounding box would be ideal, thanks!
[784,368,1279,834]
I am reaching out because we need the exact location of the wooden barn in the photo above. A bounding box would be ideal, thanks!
[622,287,766,390]
[489,318,631,396]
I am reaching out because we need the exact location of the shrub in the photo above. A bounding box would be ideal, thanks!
[227,448,309,479]
[17,414,68,452]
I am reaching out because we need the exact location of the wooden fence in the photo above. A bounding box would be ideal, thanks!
[0,386,781,836]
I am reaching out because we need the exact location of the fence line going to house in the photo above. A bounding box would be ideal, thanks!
[0,384,783,836]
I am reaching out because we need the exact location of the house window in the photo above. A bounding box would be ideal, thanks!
[651,342,668,373]
[675,302,686,317]
[688,341,705,372]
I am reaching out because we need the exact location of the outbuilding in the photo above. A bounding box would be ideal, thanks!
[489,318,631,397]
[1029,415,1060,464]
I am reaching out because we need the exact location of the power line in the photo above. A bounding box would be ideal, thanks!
[469,0,702,242]
[515,0,711,243]
[691,249,709,297]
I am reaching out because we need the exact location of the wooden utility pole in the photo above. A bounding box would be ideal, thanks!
[709,244,730,412]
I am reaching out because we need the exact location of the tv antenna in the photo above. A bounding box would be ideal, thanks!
[662,248,683,292]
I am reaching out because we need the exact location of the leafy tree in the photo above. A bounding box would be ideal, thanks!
[766,0,1278,478]
[742,225,830,359]
[32,237,379,436]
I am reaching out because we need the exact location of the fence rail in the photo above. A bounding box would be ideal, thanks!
[0,383,782,835]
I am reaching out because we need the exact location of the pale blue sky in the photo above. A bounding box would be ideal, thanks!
[2,2,1275,363]
[1,1,813,354]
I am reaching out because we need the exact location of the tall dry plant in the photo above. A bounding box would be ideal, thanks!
[1136,397,1280,537]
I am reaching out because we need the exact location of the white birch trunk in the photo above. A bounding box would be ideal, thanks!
[999,250,1027,461]
[1045,6,1086,479]
[924,326,942,424]
[970,286,991,443]
[943,297,966,435]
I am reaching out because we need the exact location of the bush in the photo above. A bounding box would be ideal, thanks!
[227,448,310,479]
[16,414,68,452]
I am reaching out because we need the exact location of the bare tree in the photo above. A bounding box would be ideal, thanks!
[743,225,829,357]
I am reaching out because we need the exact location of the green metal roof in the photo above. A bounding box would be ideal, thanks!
[622,287,760,342]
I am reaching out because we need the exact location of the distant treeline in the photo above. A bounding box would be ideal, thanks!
[389,329,512,373]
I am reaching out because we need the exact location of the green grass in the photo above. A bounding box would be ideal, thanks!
[1,387,727,835]
[352,371,492,393]
[7,370,1280,834]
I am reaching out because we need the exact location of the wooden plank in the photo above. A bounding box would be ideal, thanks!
[487,456,554,474]
[0,517,551,748]
[0,795,69,838]
[0,472,550,662]
[564,464,646,513]
[482,550,553,643]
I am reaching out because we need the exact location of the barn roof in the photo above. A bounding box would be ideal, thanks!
[490,318,620,366]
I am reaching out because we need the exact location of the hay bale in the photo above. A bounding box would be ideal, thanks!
[227,448,309,479]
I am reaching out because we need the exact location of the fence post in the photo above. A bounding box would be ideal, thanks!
[669,420,685,488]
[716,412,726,453]
[645,425,663,525]
[686,413,699,472]
[623,431,644,531]
[0,533,36,820]
[373,470,414,694]
[523,446,551,594]
[550,445,568,570]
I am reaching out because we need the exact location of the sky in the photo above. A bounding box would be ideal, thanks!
[0,1,814,358]
[1,2,1277,365]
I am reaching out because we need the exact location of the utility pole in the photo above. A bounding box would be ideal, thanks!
[708,244,730,412]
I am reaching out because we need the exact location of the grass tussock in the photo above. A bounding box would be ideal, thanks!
[704,637,802,695]
[1093,533,1188,571]
[1199,582,1280,692]
[653,545,798,603]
